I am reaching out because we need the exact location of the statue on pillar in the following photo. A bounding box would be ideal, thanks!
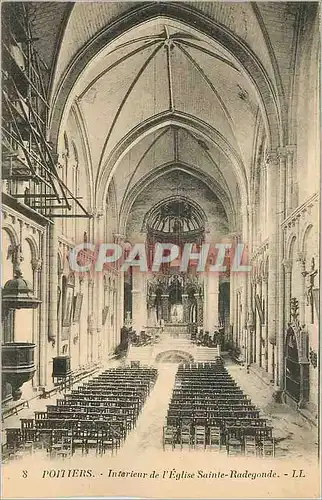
[7,243,24,277]
[302,258,318,323]
[303,258,318,305]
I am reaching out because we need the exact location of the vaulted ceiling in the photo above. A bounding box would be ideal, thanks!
[27,2,318,234]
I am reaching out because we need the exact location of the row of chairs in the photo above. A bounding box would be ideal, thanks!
[3,365,158,461]
[163,361,275,456]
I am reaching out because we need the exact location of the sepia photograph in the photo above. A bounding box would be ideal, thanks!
[1,1,320,499]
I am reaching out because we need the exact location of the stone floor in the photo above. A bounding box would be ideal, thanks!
[120,363,178,453]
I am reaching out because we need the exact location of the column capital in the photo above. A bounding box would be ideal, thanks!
[31,258,42,271]
[277,145,296,159]
[113,233,126,244]
[88,207,104,218]
[265,150,279,167]
[229,231,242,242]
[282,259,292,273]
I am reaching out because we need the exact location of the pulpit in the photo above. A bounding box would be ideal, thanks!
[2,342,35,401]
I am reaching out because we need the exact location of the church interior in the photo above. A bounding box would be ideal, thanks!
[1,1,320,465]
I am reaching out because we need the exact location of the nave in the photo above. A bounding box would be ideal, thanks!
[2,354,317,465]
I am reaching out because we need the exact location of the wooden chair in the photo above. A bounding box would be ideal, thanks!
[72,429,88,454]
[98,429,115,455]
[208,426,221,449]
[5,428,23,457]
[163,426,177,450]
[50,434,73,459]
[36,429,53,451]
[244,435,257,456]
[180,425,192,450]
[226,428,243,456]
[194,425,206,449]
[84,428,100,454]
[260,438,275,457]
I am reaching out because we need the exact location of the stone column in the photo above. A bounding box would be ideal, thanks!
[114,233,126,347]
[276,148,287,389]
[285,146,296,215]
[87,278,95,363]
[94,211,104,363]
[229,233,240,342]
[247,280,255,365]
[131,269,147,332]
[182,294,189,322]
[38,231,47,387]
[262,275,269,373]
[78,275,85,365]
[254,278,261,367]
[197,295,203,327]
[266,151,279,385]
[297,252,307,325]
[283,259,293,325]
[31,257,42,387]
[241,204,250,326]
[203,272,219,331]
[112,286,117,349]
[47,223,58,349]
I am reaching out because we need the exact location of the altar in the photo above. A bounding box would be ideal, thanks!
[165,323,189,338]
[146,273,204,329]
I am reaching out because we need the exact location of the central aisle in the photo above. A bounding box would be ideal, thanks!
[119,364,177,453]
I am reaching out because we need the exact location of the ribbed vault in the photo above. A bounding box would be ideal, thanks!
[51,5,288,237]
